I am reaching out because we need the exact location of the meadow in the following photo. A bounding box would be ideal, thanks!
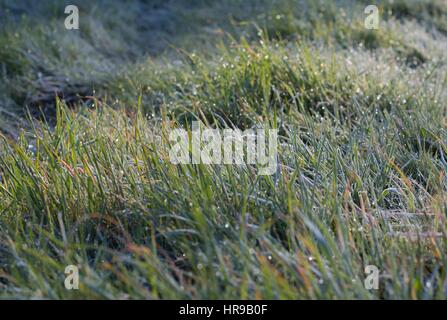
[0,0,446,299]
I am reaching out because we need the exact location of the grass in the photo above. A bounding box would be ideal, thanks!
[0,0,446,299]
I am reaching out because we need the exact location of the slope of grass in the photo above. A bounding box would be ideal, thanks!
[0,0,446,299]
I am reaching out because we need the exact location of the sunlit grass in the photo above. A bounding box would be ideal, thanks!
[0,0,446,299]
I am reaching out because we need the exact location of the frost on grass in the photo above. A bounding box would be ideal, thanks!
[0,0,446,299]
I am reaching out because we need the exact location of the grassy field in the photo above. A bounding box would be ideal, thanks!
[0,0,446,299]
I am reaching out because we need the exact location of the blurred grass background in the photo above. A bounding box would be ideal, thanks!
[0,0,446,299]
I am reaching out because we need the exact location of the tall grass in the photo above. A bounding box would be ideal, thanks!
[0,0,446,299]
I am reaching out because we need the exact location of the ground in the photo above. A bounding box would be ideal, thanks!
[0,0,446,299]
